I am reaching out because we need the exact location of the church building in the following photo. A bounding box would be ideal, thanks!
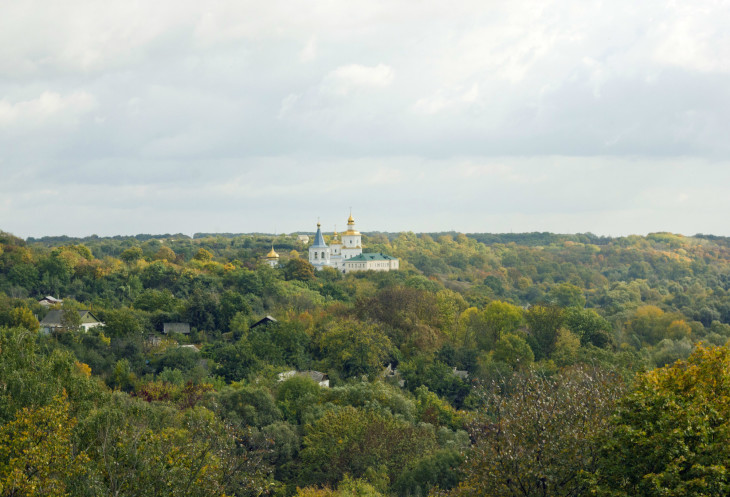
[308,213,399,273]
[265,246,280,267]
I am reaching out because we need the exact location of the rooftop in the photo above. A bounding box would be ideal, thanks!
[345,253,397,262]
[311,223,328,248]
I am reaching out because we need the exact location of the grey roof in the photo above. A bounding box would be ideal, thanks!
[302,370,328,382]
[452,367,469,379]
[311,224,328,248]
[250,315,278,329]
[40,309,101,327]
[345,253,397,262]
[163,322,191,334]
[39,296,63,303]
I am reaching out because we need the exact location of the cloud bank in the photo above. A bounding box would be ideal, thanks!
[1,0,728,237]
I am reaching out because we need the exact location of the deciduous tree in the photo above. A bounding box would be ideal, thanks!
[452,365,624,497]
[591,345,730,496]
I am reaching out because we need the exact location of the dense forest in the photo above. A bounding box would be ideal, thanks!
[2,228,730,496]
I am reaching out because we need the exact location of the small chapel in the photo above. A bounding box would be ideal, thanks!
[308,213,399,273]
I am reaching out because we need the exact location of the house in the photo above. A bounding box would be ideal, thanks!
[452,367,469,380]
[39,309,103,334]
[250,315,278,330]
[163,322,191,335]
[297,235,310,244]
[38,296,63,307]
[278,370,330,388]
[383,363,405,388]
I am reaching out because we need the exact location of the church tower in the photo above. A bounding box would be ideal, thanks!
[308,222,331,270]
[266,246,280,267]
[340,211,362,262]
[330,227,343,269]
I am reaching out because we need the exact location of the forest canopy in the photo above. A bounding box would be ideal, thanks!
[2,228,730,496]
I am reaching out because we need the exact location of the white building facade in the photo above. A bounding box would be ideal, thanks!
[308,222,332,270]
[265,246,280,267]
[308,213,398,273]
[343,253,399,273]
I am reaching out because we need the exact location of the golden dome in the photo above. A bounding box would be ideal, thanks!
[347,214,355,225]
[267,247,279,259]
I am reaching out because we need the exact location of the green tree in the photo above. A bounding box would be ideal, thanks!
[482,301,524,348]
[217,384,282,428]
[78,395,273,497]
[102,307,143,337]
[525,305,565,360]
[218,290,251,332]
[154,246,176,262]
[193,248,213,262]
[392,449,463,496]
[492,332,534,369]
[591,345,730,496]
[0,326,101,424]
[0,392,88,497]
[276,375,323,424]
[204,340,260,383]
[318,320,393,379]
[452,365,624,497]
[296,475,384,497]
[300,406,437,488]
[548,283,586,308]
[563,307,613,348]
[133,288,177,312]
[120,246,143,264]
[283,258,316,282]
[552,328,581,366]
[7,306,40,332]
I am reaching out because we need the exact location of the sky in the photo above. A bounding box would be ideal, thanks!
[1,0,729,238]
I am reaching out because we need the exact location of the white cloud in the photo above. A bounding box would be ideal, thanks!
[413,83,480,115]
[652,3,730,74]
[320,64,394,96]
[0,91,97,128]
[278,93,300,118]
[300,36,318,62]
[2,0,730,237]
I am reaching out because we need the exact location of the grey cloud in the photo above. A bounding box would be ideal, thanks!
[1,0,729,237]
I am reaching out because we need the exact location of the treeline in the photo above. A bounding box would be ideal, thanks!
[1,228,730,495]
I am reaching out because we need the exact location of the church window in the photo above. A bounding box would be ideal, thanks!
[321,251,325,258]
[314,252,318,259]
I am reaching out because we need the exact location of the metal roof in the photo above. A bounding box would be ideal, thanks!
[40,310,101,326]
[311,224,328,248]
[345,253,397,262]
[250,315,278,329]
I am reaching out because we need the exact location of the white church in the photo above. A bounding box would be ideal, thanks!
[308,213,399,273]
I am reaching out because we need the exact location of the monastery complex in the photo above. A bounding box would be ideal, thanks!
[266,213,399,273]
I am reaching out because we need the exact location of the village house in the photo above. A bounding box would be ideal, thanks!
[39,309,103,334]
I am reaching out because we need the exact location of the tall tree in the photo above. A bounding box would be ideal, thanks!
[0,392,88,496]
[591,345,730,496]
[452,365,624,497]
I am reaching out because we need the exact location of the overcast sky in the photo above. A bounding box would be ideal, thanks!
[1,0,729,238]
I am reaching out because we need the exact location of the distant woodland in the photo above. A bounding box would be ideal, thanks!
[2,229,730,496]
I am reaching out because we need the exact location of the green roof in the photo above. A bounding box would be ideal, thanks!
[345,253,397,262]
